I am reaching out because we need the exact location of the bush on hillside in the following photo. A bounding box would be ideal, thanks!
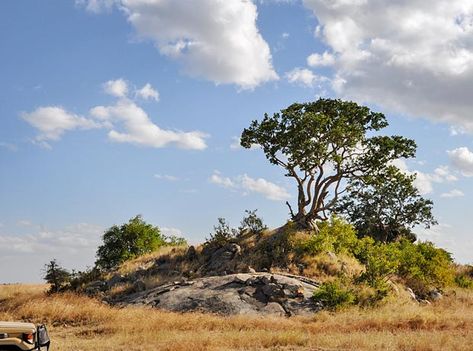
[292,217,456,300]
[396,240,454,295]
[455,265,473,288]
[296,216,359,256]
[205,217,238,247]
[356,239,400,289]
[238,209,267,236]
[313,279,356,310]
[354,238,455,296]
[455,274,473,289]
[96,215,186,270]
[43,259,71,293]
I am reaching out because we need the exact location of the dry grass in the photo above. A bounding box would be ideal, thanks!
[116,245,188,276]
[1,284,472,350]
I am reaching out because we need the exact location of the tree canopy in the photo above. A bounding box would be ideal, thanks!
[241,98,417,230]
[337,165,437,242]
[43,259,71,293]
[96,215,185,270]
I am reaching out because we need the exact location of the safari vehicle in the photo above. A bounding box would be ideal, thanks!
[0,322,50,351]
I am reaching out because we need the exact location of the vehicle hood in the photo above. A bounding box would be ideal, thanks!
[0,322,36,333]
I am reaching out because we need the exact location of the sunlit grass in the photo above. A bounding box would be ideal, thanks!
[1,284,472,350]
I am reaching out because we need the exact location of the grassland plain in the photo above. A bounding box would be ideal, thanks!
[1,284,472,351]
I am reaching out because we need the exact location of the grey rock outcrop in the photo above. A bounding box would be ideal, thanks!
[107,274,125,288]
[198,243,242,276]
[115,273,321,317]
[429,290,442,301]
[132,280,147,293]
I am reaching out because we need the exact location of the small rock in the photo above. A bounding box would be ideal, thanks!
[262,283,283,298]
[429,290,442,301]
[132,280,146,293]
[186,246,197,260]
[406,287,417,301]
[108,274,125,288]
[260,302,286,316]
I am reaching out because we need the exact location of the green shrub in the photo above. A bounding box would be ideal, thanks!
[396,240,454,295]
[298,216,358,255]
[353,282,391,306]
[96,215,182,270]
[43,259,71,293]
[454,265,473,289]
[455,274,473,289]
[313,279,356,310]
[292,215,457,301]
[205,217,238,247]
[238,209,267,236]
[69,267,102,291]
[356,241,400,289]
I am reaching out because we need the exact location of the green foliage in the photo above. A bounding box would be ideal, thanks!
[338,165,436,242]
[354,238,454,296]
[43,259,71,293]
[296,217,359,255]
[396,240,454,295]
[241,98,416,228]
[96,215,183,270]
[206,217,238,247]
[455,265,473,289]
[238,209,267,235]
[455,274,473,289]
[356,240,400,289]
[353,283,389,307]
[165,235,188,246]
[313,279,356,310]
[293,215,455,299]
[69,267,102,291]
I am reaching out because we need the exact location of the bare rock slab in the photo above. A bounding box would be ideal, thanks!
[117,273,321,317]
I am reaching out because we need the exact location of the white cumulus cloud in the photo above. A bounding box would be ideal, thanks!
[136,83,159,101]
[103,78,128,97]
[75,0,117,13]
[21,106,100,146]
[23,79,207,150]
[90,99,207,150]
[303,0,473,132]
[209,171,236,189]
[0,222,104,282]
[391,159,457,195]
[239,174,290,201]
[80,0,278,89]
[160,227,184,238]
[307,51,336,67]
[440,189,465,198]
[448,147,473,176]
[210,171,290,201]
[285,68,325,87]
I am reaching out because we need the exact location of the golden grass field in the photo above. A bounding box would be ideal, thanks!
[1,284,472,351]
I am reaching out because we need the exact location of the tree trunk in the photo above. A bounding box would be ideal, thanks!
[293,213,319,233]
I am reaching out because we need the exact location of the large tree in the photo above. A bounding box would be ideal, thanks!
[96,215,168,269]
[337,165,437,242]
[240,98,416,230]
[43,259,71,293]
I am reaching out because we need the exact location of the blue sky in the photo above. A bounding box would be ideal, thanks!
[1,0,472,283]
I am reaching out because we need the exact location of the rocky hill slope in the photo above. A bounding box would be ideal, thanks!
[115,273,321,316]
